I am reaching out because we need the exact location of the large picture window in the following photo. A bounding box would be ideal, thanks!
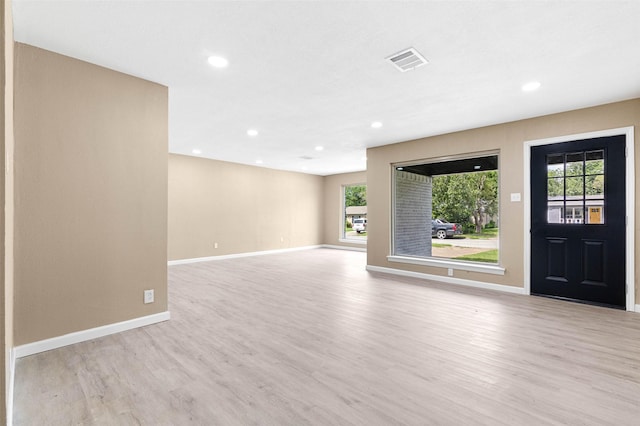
[393,154,499,264]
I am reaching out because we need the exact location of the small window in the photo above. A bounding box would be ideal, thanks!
[343,184,367,241]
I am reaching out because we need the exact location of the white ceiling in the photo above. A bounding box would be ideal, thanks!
[12,1,640,176]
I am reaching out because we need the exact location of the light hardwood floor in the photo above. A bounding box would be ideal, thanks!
[14,248,640,425]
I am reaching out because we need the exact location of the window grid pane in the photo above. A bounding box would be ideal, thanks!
[546,151,605,225]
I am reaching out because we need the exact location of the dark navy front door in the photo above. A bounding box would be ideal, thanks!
[530,135,626,307]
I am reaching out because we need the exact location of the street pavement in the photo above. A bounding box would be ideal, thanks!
[345,230,495,249]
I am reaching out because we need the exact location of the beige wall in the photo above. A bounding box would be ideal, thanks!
[367,99,640,302]
[169,154,324,260]
[13,43,168,345]
[322,171,367,249]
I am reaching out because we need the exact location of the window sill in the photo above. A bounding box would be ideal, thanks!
[387,255,505,275]
[339,238,367,245]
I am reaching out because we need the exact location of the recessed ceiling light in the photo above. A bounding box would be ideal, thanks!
[255,159,263,164]
[522,81,541,92]
[208,56,229,68]
[247,129,258,137]
[192,149,202,155]
[315,146,324,151]
[371,121,383,129]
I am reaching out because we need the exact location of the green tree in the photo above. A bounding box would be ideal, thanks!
[468,171,498,233]
[345,185,366,207]
[432,171,498,233]
[432,175,473,225]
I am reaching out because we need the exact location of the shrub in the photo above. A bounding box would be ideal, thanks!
[463,223,476,234]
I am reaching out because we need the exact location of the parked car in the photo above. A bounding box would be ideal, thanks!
[353,218,367,233]
[431,219,462,239]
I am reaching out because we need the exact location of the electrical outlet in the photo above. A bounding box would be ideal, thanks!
[144,289,154,304]
[280,236,284,243]
[447,268,453,277]
[214,242,218,249]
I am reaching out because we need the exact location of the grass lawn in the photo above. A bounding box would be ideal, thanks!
[454,249,498,263]
[345,227,367,237]
[461,227,498,239]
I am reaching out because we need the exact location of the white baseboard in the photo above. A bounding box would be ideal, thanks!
[14,311,170,359]
[635,304,640,313]
[366,265,526,295]
[322,244,367,252]
[168,245,323,265]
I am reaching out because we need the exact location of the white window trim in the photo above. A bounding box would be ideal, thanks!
[387,255,505,275]
[342,182,368,244]
[523,126,635,312]
[390,150,502,273]
[338,238,367,245]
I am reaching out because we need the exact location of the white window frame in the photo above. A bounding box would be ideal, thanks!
[388,151,504,275]
[339,183,367,245]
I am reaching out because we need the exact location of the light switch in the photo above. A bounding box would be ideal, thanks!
[510,193,521,202]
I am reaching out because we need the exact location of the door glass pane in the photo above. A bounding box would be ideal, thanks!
[547,206,563,223]
[587,206,604,224]
[565,152,583,176]
[586,175,604,197]
[547,154,564,177]
[565,206,584,224]
[585,150,604,174]
[565,176,584,197]
[547,177,564,198]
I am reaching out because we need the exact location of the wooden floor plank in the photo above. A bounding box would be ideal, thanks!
[13,248,640,425]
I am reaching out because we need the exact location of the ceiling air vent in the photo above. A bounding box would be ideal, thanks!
[386,47,428,72]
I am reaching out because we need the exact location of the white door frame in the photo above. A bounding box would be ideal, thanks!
[523,127,635,311]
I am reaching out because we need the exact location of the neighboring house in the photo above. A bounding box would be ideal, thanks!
[346,206,367,224]
[547,195,604,224]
